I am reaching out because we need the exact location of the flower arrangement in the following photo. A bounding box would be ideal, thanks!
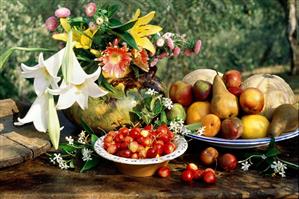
[0,3,201,149]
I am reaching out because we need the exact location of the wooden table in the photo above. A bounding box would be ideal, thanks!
[0,99,298,199]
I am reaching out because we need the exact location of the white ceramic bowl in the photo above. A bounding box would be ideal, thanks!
[94,135,188,176]
[186,129,299,149]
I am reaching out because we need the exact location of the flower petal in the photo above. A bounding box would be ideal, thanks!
[52,33,68,42]
[14,93,48,132]
[134,25,162,37]
[69,49,87,84]
[83,81,108,98]
[43,48,65,77]
[75,93,89,110]
[60,18,71,32]
[20,63,40,78]
[48,94,61,149]
[136,37,156,54]
[135,11,155,26]
[56,84,77,110]
[34,75,50,96]
[131,9,141,21]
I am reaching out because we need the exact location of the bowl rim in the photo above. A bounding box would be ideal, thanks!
[94,135,188,165]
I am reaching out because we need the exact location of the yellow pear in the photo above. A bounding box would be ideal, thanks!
[211,74,239,119]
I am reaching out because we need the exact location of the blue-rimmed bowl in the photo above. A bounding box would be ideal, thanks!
[94,135,188,176]
[186,129,299,149]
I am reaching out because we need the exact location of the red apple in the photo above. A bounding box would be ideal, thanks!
[221,117,243,139]
[218,153,238,171]
[192,80,212,101]
[169,81,193,106]
[239,88,264,114]
[223,70,242,88]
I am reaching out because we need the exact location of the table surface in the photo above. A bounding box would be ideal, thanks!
[0,100,298,199]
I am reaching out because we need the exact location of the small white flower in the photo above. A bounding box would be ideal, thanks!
[271,160,287,177]
[261,154,267,160]
[197,126,206,136]
[65,136,74,145]
[145,88,158,96]
[241,161,251,171]
[169,120,189,135]
[162,32,174,39]
[82,148,93,161]
[78,131,86,144]
[156,38,165,47]
[58,160,70,170]
[53,153,63,162]
[49,157,56,164]
[162,97,173,110]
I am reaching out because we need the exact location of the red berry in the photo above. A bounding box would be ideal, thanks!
[144,124,154,131]
[153,143,164,155]
[159,134,170,143]
[131,153,138,159]
[204,168,216,175]
[114,133,124,143]
[146,147,158,158]
[119,127,129,136]
[106,144,117,154]
[163,142,176,154]
[193,169,204,180]
[167,130,175,140]
[157,124,168,135]
[119,142,129,150]
[157,166,171,178]
[202,171,217,184]
[118,149,132,158]
[186,163,198,171]
[124,136,134,144]
[130,128,141,138]
[104,135,114,143]
[219,153,238,171]
[142,136,152,147]
[181,170,194,183]
[128,141,139,153]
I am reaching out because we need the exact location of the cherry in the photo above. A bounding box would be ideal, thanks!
[218,153,238,171]
[146,147,158,158]
[163,142,176,154]
[202,170,217,184]
[157,166,171,178]
[181,170,193,183]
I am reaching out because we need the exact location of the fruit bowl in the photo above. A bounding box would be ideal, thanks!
[94,135,188,177]
[186,129,299,149]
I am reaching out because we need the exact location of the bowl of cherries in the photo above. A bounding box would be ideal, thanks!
[94,124,188,177]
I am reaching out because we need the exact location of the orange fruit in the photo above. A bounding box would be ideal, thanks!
[186,102,210,124]
[201,114,221,137]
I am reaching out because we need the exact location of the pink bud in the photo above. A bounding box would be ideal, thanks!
[45,16,58,31]
[184,49,194,57]
[84,2,97,17]
[55,7,71,18]
[194,40,202,54]
[166,38,174,50]
[158,52,169,59]
[88,22,97,31]
[156,38,165,47]
[150,58,159,67]
[173,47,181,57]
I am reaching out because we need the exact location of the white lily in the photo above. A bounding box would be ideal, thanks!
[14,92,49,132]
[53,66,108,110]
[51,31,108,110]
[14,91,61,149]
[20,49,65,95]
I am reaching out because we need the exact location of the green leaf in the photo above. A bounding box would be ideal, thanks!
[0,47,55,72]
[91,134,99,146]
[111,20,136,32]
[109,18,122,26]
[80,157,100,173]
[112,31,139,50]
[160,110,168,124]
[59,143,77,153]
[107,5,119,18]
[131,65,140,79]
[80,118,95,135]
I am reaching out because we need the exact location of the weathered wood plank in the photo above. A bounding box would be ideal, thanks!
[0,99,51,168]
[0,99,19,118]
[0,135,32,168]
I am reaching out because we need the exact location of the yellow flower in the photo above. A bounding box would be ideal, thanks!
[52,18,98,50]
[129,9,162,54]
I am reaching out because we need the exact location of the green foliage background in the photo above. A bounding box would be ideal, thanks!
[0,0,290,100]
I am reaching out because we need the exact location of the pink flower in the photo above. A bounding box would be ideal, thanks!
[150,58,159,67]
[55,7,71,18]
[88,22,97,31]
[194,40,202,54]
[184,49,194,57]
[166,38,174,50]
[158,52,169,59]
[84,2,97,17]
[173,47,181,57]
[45,16,58,31]
[156,38,165,47]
